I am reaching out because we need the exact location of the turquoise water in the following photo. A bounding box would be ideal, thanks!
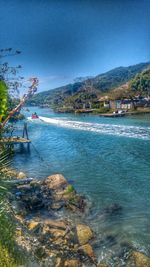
[13,107,150,265]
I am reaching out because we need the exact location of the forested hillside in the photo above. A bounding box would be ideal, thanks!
[27,62,150,109]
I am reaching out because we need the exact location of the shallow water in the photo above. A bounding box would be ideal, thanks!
[13,107,150,265]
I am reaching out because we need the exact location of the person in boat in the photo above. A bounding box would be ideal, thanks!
[32,112,39,119]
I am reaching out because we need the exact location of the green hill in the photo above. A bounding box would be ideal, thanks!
[27,62,150,110]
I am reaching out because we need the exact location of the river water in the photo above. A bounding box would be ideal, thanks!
[13,107,150,266]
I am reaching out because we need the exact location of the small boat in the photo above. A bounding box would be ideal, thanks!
[32,112,39,119]
[99,113,126,118]
[27,112,41,122]
[100,110,126,118]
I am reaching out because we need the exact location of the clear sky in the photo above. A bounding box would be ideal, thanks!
[0,0,150,92]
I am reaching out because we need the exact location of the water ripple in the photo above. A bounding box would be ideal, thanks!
[37,116,150,140]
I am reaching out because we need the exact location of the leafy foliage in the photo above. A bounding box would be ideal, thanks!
[0,49,22,97]
[0,80,8,122]
[129,67,150,94]
[0,48,38,266]
[0,48,38,130]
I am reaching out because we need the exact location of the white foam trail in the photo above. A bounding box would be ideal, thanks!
[39,116,150,140]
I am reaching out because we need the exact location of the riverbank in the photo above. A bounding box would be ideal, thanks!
[7,107,150,266]
[99,109,150,117]
[8,172,102,266]
[2,167,150,267]
[43,106,150,117]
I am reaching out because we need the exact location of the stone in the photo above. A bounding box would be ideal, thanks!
[76,224,93,245]
[44,174,68,190]
[97,264,108,267]
[64,259,80,267]
[34,246,47,259]
[51,202,63,210]
[15,214,24,224]
[42,225,50,235]
[44,219,67,230]
[55,257,62,267]
[64,194,86,213]
[132,251,150,267]
[17,171,27,179]
[79,244,96,261]
[15,227,22,237]
[27,221,40,231]
[52,237,67,246]
[53,191,65,201]
[49,228,66,239]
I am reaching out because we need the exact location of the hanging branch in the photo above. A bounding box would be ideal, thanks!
[0,77,38,129]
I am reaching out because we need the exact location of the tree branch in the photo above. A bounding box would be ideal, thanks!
[0,78,38,129]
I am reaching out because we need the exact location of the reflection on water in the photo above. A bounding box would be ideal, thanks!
[12,107,150,265]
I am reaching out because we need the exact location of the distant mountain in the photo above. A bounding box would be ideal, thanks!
[28,62,150,109]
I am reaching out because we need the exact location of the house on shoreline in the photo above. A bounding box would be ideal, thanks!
[98,95,150,110]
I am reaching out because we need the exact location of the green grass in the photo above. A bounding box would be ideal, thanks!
[0,149,25,266]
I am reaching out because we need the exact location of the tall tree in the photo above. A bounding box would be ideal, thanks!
[0,49,38,130]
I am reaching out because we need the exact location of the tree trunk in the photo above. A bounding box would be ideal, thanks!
[0,78,38,129]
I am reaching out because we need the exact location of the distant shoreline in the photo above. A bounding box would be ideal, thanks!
[99,109,150,117]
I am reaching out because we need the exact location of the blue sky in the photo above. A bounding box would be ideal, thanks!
[0,0,150,92]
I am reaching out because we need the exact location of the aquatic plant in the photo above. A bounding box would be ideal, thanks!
[64,184,75,194]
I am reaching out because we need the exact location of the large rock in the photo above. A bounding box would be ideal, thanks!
[76,224,93,245]
[44,174,68,190]
[132,251,150,267]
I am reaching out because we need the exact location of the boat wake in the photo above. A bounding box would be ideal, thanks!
[38,116,150,140]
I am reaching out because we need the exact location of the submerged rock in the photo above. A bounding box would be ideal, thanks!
[103,203,122,216]
[132,251,150,267]
[76,224,94,245]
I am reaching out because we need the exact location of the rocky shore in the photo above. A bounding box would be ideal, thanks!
[4,169,150,267]
[8,173,99,267]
